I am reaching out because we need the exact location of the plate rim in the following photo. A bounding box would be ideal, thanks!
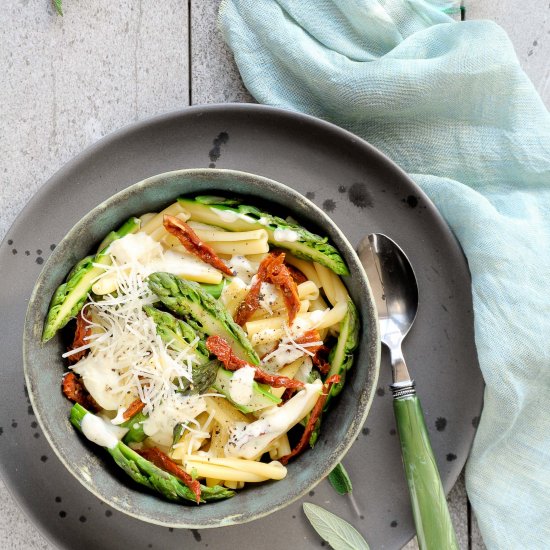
[0,103,483,548]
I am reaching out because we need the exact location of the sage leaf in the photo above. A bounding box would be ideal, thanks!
[303,503,369,550]
[53,0,63,16]
[328,462,353,495]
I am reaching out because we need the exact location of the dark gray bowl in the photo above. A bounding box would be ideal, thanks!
[23,168,380,528]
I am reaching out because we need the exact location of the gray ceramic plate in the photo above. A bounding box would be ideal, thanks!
[23,168,380,528]
[0,104,483,549]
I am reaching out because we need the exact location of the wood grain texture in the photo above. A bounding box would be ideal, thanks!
[190,0,253,104]
[469,0,550,108]
[0,0,189,242]
[2,0,548,548]
[0,2,188,546]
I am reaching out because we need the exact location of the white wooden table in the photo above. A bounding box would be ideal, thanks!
[0,2,548,548]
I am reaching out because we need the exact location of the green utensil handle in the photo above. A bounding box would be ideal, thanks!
[392,383,459,550]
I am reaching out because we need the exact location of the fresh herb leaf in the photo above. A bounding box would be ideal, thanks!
[303,503,369,550]
[328,462,353,495]
[53,0,63,15]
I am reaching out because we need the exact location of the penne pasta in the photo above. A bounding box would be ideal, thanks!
[310,294,329,312]
[269,434,292,460]
[247,305,347,336]
[250,328,285,347]
[297,280,319,301]
[270,357,307,398]
[206,477,223,487]
[139,212,157,226]
[187,221,227,232]
[285,254,322,287]
[220,278,249,317]
[205,238,269,256]
[246,253,269,263]
[194,229,268,243]
[183,461,269,483]
[318,301,348,329]
[314,262,349,306]
[140,202,190,235]
[204,397,250,428]
[184,455,287,480]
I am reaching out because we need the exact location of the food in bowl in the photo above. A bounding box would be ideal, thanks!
[41,194,359,505]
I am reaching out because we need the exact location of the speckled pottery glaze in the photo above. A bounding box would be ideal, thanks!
[23,168,381,529]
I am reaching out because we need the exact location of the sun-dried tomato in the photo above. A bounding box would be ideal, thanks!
[312,345,331,376]
[67,312,91,363]
[253,368,305,389]
[137,447,202,503]
[279,374,341,465]
[264,255,300,325]
[285,263,308,285]
[61,372,99,412]
[294,330,324,352]
[163,215,233,277]
[122,398,145,420]
[234,251,280,325]
[235,251,300,325]
[206,335,305,390]
[280,387,297,403]
[206,335,250,370]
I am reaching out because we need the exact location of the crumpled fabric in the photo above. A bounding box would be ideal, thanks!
[218,1,550,548]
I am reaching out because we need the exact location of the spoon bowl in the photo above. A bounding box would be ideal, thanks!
[358,233,418,385]
[358,233,459,550]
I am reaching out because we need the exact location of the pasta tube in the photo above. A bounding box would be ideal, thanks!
[297,281,319,301]
[193,229,268,242]
[285,255,322,287]
[183,461,269,483]
[313,262,349,306]
[140,202,190,235]
[184,455,287,480]
[205,238,269,256]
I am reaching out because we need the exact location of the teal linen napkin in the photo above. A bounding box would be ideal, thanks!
[219,1,550,548]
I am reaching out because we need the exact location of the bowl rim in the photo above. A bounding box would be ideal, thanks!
[23,167,381,528]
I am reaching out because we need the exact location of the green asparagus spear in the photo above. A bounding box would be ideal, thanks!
[70,404,235,503]
[143,305,209,360]
[325,297,360,407]
[177,196,349,275]
[42,217,141,342]
[121,411,148,444]
[95,219,139,252]
[147,272,259,365]
[177,360,219,396]
[143,305,219,394]
[200,281,226,299]
[65,254,94,281]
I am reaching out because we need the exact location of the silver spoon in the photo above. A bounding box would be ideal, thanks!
[358,233,458,550]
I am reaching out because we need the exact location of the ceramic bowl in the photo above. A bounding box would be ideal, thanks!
[23,168,380,528]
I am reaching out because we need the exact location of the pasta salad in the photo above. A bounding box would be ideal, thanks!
[42,194,359,504]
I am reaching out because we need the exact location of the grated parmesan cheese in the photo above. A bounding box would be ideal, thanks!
[70,235,206,444]
[260,323,323,372]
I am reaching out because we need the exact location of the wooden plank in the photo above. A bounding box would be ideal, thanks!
[469,499,488,550]
[469,0,549,107]
[0,0,189,242]
[0,2,188,548]
[190,0,253,104]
